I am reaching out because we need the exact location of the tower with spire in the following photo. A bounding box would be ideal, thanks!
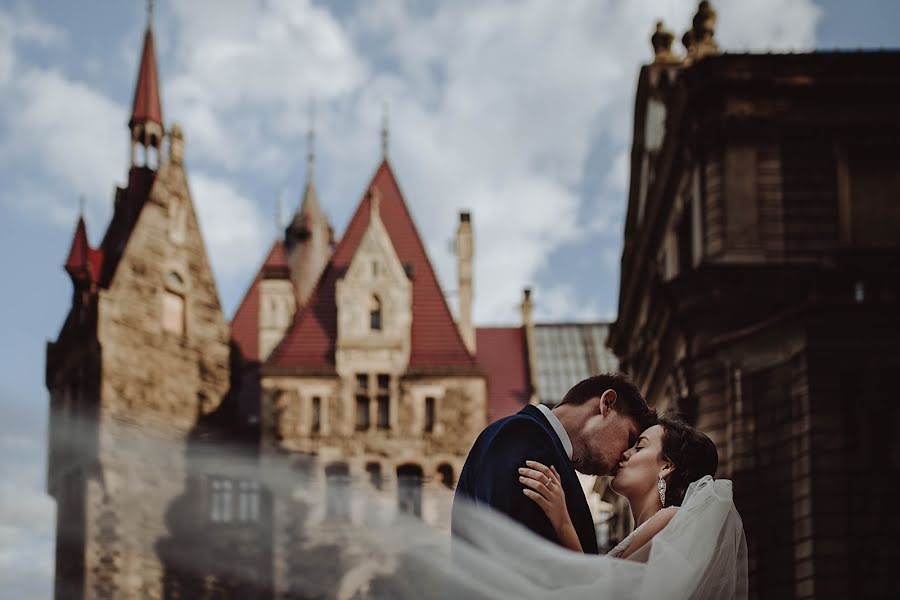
[284,106,334,308]
[44,5,259,597]
[129,1,164,168]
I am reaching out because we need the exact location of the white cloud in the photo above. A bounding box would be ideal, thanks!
[190,172,270,285]
[533,284,605,322]
[0,433,55,599]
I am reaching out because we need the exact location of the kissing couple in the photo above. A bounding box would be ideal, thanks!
[449,373,747,599]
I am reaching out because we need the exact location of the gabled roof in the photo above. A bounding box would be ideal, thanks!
[532,323,617,406]
[129,26,163,128]
[231,240,289,363]
[475,327,531,422]
[64,217,104,285]
[268,160,477,372]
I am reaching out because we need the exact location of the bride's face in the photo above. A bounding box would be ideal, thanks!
[609,425,669,499]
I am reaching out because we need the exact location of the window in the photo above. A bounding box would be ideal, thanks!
[162,271,186,336]
[369,295,382,331]
[356,395,370,430]
[397,464,423,518]
[210,478,260,523]
[237,480,260,522]
[424,397,436,433]
[377,396,390,429]
[162,291,185,335]
[356,373,392,431]
[366,462,383,490]
[437,463,454,489]
[311,396,321,433]
[210,478,233,522]
[376,374,390,429]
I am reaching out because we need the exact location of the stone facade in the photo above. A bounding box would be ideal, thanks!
[610,6,900,598]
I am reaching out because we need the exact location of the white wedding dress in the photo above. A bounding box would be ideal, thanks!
[377,476,747,600]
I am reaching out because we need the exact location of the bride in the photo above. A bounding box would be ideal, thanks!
[520,416,721,561]
[400,417,748,599]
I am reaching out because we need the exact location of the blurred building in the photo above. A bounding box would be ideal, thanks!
[44,10,622,599]
[610,2,900,599]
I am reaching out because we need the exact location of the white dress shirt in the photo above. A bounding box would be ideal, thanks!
[536,403,573,460]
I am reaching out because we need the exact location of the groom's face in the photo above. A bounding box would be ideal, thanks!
[577,405,641,476]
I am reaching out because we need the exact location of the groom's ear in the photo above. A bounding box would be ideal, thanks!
[598,389,617,416]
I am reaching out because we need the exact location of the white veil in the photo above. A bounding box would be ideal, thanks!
[373,476,747,600]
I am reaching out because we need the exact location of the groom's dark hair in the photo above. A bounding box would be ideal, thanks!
[558,373,657,430]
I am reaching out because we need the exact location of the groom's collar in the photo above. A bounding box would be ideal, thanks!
[536,404,573,460]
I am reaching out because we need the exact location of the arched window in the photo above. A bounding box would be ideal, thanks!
[369,295,382,331]
[366,462,383,490]
[437,463,454,490]
[396,464,423,518]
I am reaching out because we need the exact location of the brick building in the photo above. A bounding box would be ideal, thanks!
[610,3,900,598]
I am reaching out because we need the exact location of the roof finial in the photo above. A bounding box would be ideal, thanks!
[78,194,86,218]
[380,101,389,158]
[306,98,316,179]
[147,0,155,27]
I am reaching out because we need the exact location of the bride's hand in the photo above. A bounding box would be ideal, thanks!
[519,460,570,533]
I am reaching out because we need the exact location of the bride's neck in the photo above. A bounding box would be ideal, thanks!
[628,490,662,527]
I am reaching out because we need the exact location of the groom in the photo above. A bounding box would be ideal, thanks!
[452,373,657,554]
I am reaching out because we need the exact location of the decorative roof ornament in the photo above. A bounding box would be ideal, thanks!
[651,21,680,64]
[682,1,720,64]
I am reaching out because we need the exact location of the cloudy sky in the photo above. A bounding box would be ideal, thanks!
[1,0,898,596]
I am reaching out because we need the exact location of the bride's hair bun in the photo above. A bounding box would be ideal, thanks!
[658,416,719,507]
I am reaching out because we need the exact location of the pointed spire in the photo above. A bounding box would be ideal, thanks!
[64,213,104,286]
[65,217,90,277]
[130,8,163,130]
[129,0,164,168]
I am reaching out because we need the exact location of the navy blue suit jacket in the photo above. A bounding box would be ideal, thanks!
[452,405,599,554]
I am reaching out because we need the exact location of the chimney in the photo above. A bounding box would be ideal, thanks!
[521,288,539,405]
[456,211,475,354]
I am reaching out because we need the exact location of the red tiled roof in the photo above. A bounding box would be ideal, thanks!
[129,27,163,128]
[268,160,477,371]
[64,217,104,285]
[476,327,532,423]
[231,240,289,363]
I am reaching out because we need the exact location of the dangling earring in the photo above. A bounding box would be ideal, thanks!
[657,474,667,506]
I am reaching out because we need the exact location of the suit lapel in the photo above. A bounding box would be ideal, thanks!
[521,405,597,552]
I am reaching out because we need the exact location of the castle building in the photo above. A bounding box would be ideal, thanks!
[45,10,626,598]
[610,3,900,598]
[45,16,235,598]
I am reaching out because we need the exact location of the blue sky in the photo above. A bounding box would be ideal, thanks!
[1,0,898,596]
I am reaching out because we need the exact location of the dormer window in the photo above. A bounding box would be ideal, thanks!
[369,295,382,331]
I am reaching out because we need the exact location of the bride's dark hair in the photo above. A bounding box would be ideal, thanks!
[658,417,719,507]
